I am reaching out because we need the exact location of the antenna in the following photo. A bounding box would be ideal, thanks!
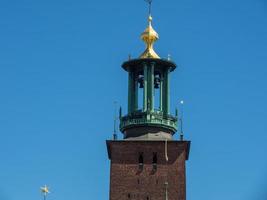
[113,101,118,140]
[180,100,184,141]
[145,0,153,16]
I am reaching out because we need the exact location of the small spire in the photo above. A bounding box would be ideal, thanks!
[140,0,160,59]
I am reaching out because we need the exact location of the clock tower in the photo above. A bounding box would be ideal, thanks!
[106,3,190,200]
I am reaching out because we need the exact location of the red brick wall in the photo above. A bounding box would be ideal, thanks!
[107,141,190,200]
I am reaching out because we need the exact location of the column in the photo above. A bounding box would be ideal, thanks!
[163,68,170,115]
[166,68,170,115]
[128,71,134,114]
[143,63,148,112]
[134,74,138,111]
[147,62,154,112]
[159,72,163,111]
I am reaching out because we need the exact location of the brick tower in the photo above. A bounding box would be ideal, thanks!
[106,3,190,200]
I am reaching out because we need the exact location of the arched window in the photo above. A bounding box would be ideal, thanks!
[137,72,144,110]
[139,152,144,170]
[152,152,157,170]
[154,72,161,110]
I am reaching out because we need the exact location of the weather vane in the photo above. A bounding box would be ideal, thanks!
[40,185,50,200]
[145,0,153,15]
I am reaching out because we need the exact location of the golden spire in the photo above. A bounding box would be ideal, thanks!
[140,15,160,59]
[140,1,160,59]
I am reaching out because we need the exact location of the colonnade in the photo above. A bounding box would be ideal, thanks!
[127,62,170,116]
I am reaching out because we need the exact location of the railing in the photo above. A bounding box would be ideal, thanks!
[119,111,178,132]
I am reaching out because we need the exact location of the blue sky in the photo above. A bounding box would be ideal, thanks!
[0,0,267,200]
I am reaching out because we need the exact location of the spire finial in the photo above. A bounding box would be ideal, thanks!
[145,0,152,16]
[140,0,160,59]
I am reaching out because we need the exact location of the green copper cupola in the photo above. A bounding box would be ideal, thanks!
[119,12,178,140]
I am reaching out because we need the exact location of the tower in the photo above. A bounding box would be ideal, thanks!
[106,3,190,200]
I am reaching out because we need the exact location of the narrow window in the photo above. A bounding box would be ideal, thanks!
[138,73,144,110]
[128,193,131,199]
[139,152,144,170]
[154,73,161,110]
[152,152,157,170]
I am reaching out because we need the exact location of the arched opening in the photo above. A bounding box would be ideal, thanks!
[137,72,144,111]
[152,152,157,170]
[154,72,161,111]
[139,152,144,170]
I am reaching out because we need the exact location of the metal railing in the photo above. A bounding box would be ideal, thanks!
[120,111,177,132]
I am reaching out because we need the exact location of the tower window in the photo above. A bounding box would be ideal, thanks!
[152,152,157,170]
[154,72,161,110]
[137,73,144,110]
[139,152,144,170]
[128,193,131,199]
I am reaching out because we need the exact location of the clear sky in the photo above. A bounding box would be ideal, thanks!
[0,0,267,200]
